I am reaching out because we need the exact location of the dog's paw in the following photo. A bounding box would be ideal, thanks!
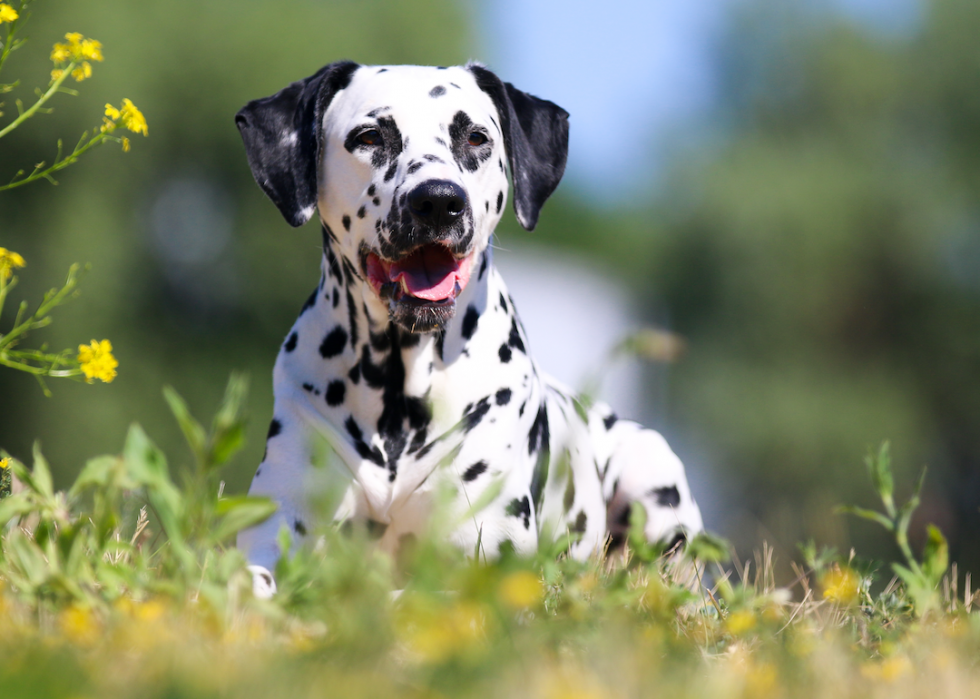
[247,565,277,599]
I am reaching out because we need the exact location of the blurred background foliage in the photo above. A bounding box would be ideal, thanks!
[1,0,979,578]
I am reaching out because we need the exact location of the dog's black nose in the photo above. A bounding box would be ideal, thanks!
[407,180,466,228]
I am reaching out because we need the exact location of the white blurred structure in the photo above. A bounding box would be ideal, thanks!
[493,241,649,422]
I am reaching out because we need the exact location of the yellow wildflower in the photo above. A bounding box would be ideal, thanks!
[51,69,65,82]
[820,564,860,605]
[120,98,148,136]
[0,4,18,23]
[103,100,148,137]
[0,457,9,469]
[50,33,103,79]
[860,655,912,682]
[71,61,92,82]
[51,44,71,63]
[725,609,757,635]
[121,137,130,152]
[399,601,487,663]
[0,247,26,281]
[79,38,102,62]
[77,339,118,383]
[58,604,101,646]
[498,570,544,609]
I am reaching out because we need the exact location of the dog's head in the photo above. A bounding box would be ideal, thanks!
[236,62,569,333]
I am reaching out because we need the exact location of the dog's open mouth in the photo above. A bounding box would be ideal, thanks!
[365,243,474,332]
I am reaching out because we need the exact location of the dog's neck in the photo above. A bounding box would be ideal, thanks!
[310,227,502,472]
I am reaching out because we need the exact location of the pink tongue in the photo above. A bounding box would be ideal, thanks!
[389,246,460,301]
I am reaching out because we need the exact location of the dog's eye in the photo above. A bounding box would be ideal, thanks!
[357,129,381,146]
[467,132,487,147]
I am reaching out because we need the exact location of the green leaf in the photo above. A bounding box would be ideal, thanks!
[0,492,36,528]
[921,524,948,585]
[122,423,185,543]
[163,386,207,465]
[457,474,506,522]
[6,528,49,587]
[210,495,277,543]
[68,455,130,498]
[835,505,894,532]
[685,531,731,564]
[865,441,895,517]
[207,373,249,469]
[29,442,54,498]
[209,424,245,468]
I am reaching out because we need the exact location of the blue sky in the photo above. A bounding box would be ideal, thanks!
[479,0,923,202]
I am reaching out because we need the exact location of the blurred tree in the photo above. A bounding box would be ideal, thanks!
[642,0,980,571]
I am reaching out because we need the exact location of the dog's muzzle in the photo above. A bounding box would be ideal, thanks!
[364,179,476,333]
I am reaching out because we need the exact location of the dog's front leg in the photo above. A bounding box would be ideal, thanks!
[237,397,356,598]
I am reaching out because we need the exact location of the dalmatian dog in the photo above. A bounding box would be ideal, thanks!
[235,61,703,597]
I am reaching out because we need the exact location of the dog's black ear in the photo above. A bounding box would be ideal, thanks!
[468,64,569,231]
[236,61,360,227]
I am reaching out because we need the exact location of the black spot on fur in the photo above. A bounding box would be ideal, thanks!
[603,413,618,430]
[448,110,492,173]
[496,190,503,214]
[435,330,446,361]
[508,317,526,353]
[302,383,315,393]
[326,380,346,406]
[320,325,348,358]
[345,416,385,467]
[346,289,359,351]
[294,519,307,536]
[384,161,397,182]
[332,287,340,308]
[478,251,488,280]
[528,406,550,454]
[572,510,587,535]
[506,496,531,529]
[367,184,376,196]
[499,344,512,363]
[348,363,361,384]
[367,519,388,539]
[462,461,487,482]
[370,330,390,352]
[300,289,317,315]
[342,215,351,231]
[284,331,298,352]
[528,405,551,514]
[653,486,681,508]
[357,205,366,219]
[495,388,512,405]
[463,397,491,432]
[407,161,424,174]
[373,196,381,206]
[461,304,479,339]
[617,504,632,527]
[267,419,282,439]
[423,154,444,163]
[499,292,508,313]
[429,85,446,97]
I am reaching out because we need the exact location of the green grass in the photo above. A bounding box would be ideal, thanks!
[1,377,979,699]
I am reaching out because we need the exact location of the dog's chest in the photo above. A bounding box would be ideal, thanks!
[274,263,539,513]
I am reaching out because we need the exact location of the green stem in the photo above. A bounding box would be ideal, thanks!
[0,58,74,140]
[0,129,110,192]
[895,526,924,578]
[0,353,78,377]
